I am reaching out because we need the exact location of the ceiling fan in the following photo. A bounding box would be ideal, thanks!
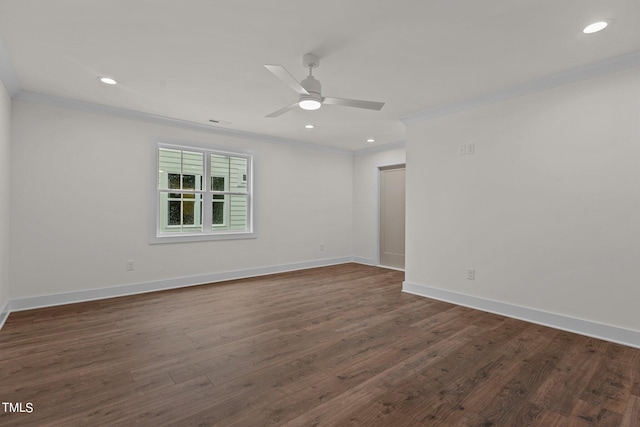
[264,53,385,117]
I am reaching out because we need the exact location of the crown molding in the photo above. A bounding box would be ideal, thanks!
[11,87,406,157]
[0,33,352,155]
[5,35,640,152]
[14,91,355,156]
[0,37,21,96]
[0,38,351,155]
[353,139,406,156]
[400,49,640,125]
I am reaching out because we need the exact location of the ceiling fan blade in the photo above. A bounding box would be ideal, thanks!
[264,65,309,96]
[265,101,299,118]
[322,97,385,111]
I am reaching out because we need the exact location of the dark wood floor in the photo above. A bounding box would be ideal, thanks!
[0,263,639,426]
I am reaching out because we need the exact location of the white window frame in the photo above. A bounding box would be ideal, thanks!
[150,141,255,244]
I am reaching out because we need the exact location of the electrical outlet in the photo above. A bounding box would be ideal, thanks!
[467,143,475,155]
[459,144,467,156]
[319,244,325,251]
[466,268,475,280]
[126,260,135,271]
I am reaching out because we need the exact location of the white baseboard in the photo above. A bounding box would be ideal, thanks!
[0,300,9,330]
[403,281,640,349]
[6,257,353,315]
[351,257,375,266]
[10,263,636,351]
[352,257,404,272]
[378,265,405,272]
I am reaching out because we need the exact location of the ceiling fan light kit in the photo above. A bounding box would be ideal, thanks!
[299,97,322,110]
[264,52,385,117]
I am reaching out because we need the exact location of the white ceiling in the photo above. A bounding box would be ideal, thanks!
[1,0,639,151]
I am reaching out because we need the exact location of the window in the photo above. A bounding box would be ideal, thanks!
[167,173,201,226]
[153,143,253,243]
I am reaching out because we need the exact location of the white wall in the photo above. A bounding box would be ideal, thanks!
[352,145,406,265]
[10,101,353,299]
[0,82,10,315]
[405,67,640,332]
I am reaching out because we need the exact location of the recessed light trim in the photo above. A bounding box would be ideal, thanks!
[583,21,608,34]
[99,77,117,85]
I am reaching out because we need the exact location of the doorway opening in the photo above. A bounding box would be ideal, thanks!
[378,165,406,270]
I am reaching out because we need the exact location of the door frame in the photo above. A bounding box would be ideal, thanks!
[376,163,406,269]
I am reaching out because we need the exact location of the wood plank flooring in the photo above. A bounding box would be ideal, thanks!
[0,263,639,426]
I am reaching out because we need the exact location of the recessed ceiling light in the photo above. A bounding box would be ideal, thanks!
[99,77,117,85]
[305,124,315,129]
[583,21,608,34]
[366,138,375,143]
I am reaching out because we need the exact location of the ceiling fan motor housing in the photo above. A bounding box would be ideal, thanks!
[300,75,321,97]
[299,75,322,109]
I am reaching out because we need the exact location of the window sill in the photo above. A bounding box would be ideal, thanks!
[149,231,257,244]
